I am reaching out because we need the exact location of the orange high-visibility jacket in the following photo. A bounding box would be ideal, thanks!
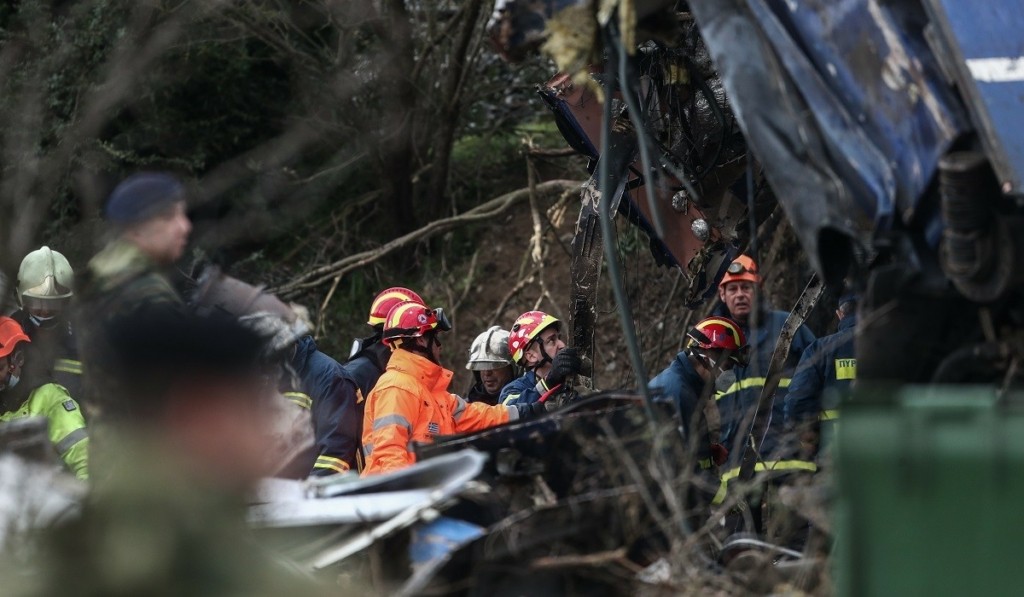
[361,349,519,475]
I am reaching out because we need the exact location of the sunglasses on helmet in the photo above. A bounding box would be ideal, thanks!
[727,261,758,275]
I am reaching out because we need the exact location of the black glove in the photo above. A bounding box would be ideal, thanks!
[545,347,583,388]
[516,400,555,420]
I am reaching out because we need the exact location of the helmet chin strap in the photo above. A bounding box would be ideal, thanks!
[406,333,441,365]
[533,339,554,370]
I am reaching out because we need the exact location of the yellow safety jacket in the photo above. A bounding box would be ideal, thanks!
[0,383,89,479]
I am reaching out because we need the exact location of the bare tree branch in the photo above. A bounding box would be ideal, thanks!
[271,179,582,297]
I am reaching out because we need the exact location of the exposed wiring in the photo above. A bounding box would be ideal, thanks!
[599,24,654,414]
[617,26,667,242]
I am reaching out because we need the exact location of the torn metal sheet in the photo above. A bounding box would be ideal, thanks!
[249,450,487,529]
[923,0,1024,194]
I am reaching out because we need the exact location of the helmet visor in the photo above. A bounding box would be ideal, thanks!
[433,308,453,332]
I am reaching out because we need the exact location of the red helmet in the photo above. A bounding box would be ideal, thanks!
[719,254,760,287]
[382,301,452,347]
[0,316,31,359]
[368,287,425,326]
[687,316,749,365]
[508,310,560,364]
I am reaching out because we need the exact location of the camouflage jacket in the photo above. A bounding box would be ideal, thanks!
[74,239,185,422]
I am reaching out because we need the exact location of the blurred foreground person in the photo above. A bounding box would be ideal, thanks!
[10,246,82,399]
[361,301,548,475]
[0,317,88,479]
[191,267,352,478]
[23,312,324,596]
[500,311,582,405]
[76,172,192,424]
[465,326,515,405]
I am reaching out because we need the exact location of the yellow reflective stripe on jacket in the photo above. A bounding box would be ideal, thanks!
[313,455,350,474]
[820,409,839,421]
[716,377,791,400]
[54,358,83,375]
[712,460,817,505]
[283,392,312,409]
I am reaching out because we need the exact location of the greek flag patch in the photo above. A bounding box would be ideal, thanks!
[62,400,77,412]
[428,422,440,435]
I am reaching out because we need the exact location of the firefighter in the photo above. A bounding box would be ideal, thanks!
[465,326,515,405]
[649,316,749,470]
[75,172,192,422]
[10,246,82,400]
[289,333,362,477]
[713,255,815,462]
[346,287,425,404]
[0,317,88,479]
[361,300,548,475]
[499,310,582,405]
[784,293,857,461]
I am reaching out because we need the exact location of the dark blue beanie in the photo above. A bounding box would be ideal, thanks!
[103,172,186,224]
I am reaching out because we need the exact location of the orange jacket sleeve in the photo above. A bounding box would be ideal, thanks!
[362,386,420,476]
[450,394,513,434]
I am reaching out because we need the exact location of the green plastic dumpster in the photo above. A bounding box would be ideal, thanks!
[837,385,1024,596]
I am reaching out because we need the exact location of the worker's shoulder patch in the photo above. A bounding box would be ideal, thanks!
[62,399,77,412]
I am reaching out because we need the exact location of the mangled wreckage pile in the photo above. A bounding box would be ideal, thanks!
[4,0,1024,594]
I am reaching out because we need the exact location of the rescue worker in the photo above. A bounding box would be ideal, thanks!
[713,255,815,462]
[361,300,549,475]
[10,246,82,400]
[784,294,857,461]
[346,287,425,404]
[290,333,363,476]
[75,172,192,422]
[499,310,583,405]
[649,316,749,470]
[0,317,88,479]
[465,326,515,405]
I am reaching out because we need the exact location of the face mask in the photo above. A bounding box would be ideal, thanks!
[1,373,18,392]
[29,314,56,326]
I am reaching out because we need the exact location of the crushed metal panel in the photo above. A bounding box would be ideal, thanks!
[923,0,1024,194]
[689,0,969,280]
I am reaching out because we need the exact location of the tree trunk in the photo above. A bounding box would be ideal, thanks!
[378,0,419,236]
[423,0,485,218]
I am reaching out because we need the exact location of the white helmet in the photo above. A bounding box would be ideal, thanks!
[17,246,74,310]
[466,326,513,371]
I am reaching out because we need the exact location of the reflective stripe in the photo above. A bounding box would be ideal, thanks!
[717,377,791,399]
[712,460,817,505]
[506,405,520,421]
[820,409,839,421]
[54,358,83,375]
[502,393,521,406]
[283,392,312,409]
[372,414,413,432]
[363,443,374,457]
[313,455,350,474]
[453,396,468,421]
[55,427,88,456]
